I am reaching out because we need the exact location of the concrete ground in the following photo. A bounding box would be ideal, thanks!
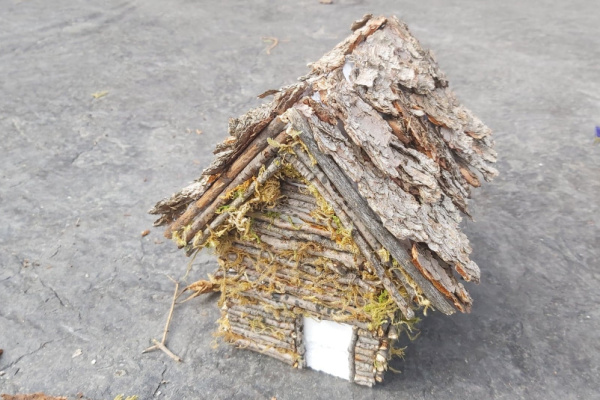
[1,0,598,399]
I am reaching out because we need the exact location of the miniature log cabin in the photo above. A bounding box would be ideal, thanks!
[150,14,497,387]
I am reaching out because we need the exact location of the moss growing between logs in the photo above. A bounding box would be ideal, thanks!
[391,260,433,315]
[363,290,397,330]
[214,246,376,325]
[268,127,317,165]
[171,228,188,248]
[295,173,359,255]
[222,179,251,202]
[264,210,281,223]
[188,174,282,251]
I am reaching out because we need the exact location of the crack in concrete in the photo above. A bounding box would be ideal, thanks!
[49,244,61,259]
[152,363,168,396]
[2,340,55,370]
[38,278,68,308]
[0,274,16,283]
[70,137,101,165]
[12,118,43,151]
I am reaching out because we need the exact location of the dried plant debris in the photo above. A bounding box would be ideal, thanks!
[150,14,497,386]
[262,37,279,55]
[1,395,67,400]
[91,91,108,99]
[113,395,138,400]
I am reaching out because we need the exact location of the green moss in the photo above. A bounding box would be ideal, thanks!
[217,204,232,214]
[363,290,397,330]
[264,210,281,222]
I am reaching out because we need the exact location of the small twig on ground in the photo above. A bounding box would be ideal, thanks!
[91,91,108,99]
[150,338,182,363]
[142,277,182,362]
[162,276,178,344]
[262,36,279,55]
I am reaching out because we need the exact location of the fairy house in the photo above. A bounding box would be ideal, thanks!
[150,15,497,387]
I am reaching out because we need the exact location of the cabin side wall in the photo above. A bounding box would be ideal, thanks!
[221,298,396,386]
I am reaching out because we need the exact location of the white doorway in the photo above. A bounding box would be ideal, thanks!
[302,317,353,380]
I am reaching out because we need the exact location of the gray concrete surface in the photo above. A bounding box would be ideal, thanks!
[1,0,598,399]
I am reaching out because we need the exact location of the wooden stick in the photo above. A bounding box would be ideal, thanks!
[355,352,374,363]
[230,337,295,366]
[296,262,376,292]
[355,370,376,380]
[162,277,179,344]
[376,347,389,364]
[295,315,306,366]
[356,343,379,352]
[223,251,375,301]
[267,206,323,226]
[279,190,317,205]
[279,197,317,215]
[150,338,182,362]
[354,374,376,387]
[226,314,295,338]
[248,212,330,238]
[227,313,295,335]
[348,326,358,381]
[390,267,418,302]
[252,222,353,253]
[227,308,296,330]
[355,360,375,373]
[357,334,380,346]
[280,180,310,193]
[225,300,296,323]
[357,328,377,338]
[354,346,377,358]
[257,232,358,270]
[142,278,183,362]
[228,324,295,350]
